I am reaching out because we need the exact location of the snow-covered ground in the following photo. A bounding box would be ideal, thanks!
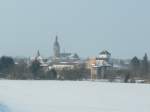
[0,80,150,112]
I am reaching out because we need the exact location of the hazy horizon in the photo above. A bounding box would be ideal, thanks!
[0,0,150,59]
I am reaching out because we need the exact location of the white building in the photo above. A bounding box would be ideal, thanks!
[91,50,113,80]
[96,50,112,67]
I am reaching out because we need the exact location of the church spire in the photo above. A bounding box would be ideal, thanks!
[36,50,40,57]
[55,35,58,42]
[53,35,60,58]
[37,50,40,56]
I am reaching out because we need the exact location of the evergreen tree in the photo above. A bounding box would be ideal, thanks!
[45,69,57,80]
[0,56,15,78]
[30,60,41,79]
[130,56,140,77]
[142,53,149,76]
[0,56,15,70]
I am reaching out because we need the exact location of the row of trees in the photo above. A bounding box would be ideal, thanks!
[0,56,57,80]
[95,53,150,82]
[0,56,15,78]
[0,53,149,80]
[0,56,90,80]
[58,65,90,80]
[29,60,90,80]
[130,53,149,78]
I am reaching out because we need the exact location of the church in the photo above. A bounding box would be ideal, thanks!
[49,36,81,71]
[31,35,81,71]
[52,36,80,63]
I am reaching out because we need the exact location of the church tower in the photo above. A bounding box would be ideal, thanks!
[53,36,60,58]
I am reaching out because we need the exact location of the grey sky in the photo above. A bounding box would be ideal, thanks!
[0,0,150,59]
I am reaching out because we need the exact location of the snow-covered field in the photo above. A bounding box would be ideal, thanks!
[0,80,150,112]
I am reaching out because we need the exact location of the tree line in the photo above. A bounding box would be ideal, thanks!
[0,56,57,80]
[110,53,150,82]
[130,53,149,78]
[0,53,149,81]
[0,56,90,80]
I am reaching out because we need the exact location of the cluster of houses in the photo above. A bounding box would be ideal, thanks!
[30,36,123,80]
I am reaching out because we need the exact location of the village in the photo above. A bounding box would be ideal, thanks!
[16,35,148,83]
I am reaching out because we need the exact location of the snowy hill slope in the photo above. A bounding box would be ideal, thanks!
[0,80,150,112]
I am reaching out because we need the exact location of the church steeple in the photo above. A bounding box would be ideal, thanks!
[55,35,58,42]
[53,35,60,58]
[37,50,40,57]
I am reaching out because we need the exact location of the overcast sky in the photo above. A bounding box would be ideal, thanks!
[0,0,150,59]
